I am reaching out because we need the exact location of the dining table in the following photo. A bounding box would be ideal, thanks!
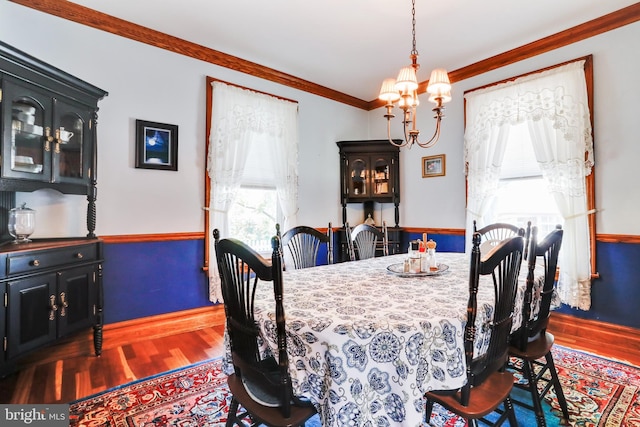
[222,250,532,427]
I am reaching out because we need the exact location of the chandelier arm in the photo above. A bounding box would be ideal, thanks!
[402,111,419,149]
[387,115,409,147]
[403,122,412,148]
[415,114,442,149]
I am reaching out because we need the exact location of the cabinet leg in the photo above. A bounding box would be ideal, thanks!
[87,183,97,238]
[93,324,103,356]
[94,261,104,356]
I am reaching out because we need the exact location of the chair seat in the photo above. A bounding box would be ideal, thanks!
[239,356,281,407]
[425,371,515,419]
[509,331,555,361]
[227,374,317,427]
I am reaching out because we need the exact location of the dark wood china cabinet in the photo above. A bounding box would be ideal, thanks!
[336,140,404,261]
[337,140,401,226]
[0,42,107,375]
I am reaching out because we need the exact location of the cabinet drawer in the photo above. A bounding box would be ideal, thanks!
[7,244,98,275]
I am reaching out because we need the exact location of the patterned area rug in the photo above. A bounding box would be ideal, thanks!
[550,346,640,426]
[69,345,639,426]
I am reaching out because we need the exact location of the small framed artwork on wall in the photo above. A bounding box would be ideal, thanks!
[135,119,178,171]
[422,154,446,178]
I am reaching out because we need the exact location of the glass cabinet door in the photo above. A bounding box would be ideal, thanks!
[1,78,92,185]
[53,99,91,184]
[2,79,51,181]
[348,157,368,197]
[372,156,392,196]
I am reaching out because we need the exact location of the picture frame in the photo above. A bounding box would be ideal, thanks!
[135,119,178,171]
[422,154,446,178]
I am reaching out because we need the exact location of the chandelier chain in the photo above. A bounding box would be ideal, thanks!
[411,0,418,56]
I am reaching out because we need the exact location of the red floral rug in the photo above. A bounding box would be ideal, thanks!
[69,359,235,426]
[69,346,640,426]
[550,346,640,426]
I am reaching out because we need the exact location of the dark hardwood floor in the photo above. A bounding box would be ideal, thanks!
[0,324,226,404]
[0,309,637,405]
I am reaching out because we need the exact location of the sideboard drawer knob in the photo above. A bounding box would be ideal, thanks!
[75,253,83,259]
[30,259,40,267]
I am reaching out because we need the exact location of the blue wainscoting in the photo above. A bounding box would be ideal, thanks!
[102,236,640,330]
[556,241,640,329]
[404,232,466,253]
[103,239,213,324]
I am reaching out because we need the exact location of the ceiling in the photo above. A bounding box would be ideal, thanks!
[67,0,638,102]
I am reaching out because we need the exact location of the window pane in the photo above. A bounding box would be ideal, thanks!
[228,187,277,252]
[492,178,563,237]
[499,123,540,179]
[491,123,563,238]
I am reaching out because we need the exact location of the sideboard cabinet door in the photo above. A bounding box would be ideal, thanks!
[58,265,98,338]
[6,273,58,359]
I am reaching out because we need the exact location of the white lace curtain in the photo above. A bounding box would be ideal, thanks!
[464,61,593,310]
[206,81,299,302]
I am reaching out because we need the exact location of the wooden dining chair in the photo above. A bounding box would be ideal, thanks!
[279,223,333,269]
[348,221,389,261]
[509,225,569,427]
[473,220,525,255]
[344,222,355,261]
[213,229,317,427]
[425,232,524,427]
[523,221,532,260]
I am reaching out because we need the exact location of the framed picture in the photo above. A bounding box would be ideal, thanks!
[422,154,446,178]
[135,120,178,171]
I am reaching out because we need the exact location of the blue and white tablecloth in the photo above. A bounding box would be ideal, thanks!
[224,252,529,426]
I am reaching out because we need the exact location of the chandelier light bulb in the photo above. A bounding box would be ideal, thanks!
[379,78,401,102]
[426,68,452,95]
[428,90,452,104]
[394,66,419,93]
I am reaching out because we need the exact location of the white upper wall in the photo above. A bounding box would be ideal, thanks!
[0,1,368,237]
[1,2,639,236]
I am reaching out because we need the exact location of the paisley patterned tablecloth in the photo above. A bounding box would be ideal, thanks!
[225,252,528,427]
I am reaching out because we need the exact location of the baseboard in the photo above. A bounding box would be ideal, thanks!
[549,312,640,366]
[19,306,640,368]
[19,305,226,366]
[102,305,226,347]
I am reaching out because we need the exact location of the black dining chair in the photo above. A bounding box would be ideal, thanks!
[523,221,532,260]
[424,232,524,427]
[508,225,569,427]
[213,229,317,427]
[347,221,389,261]
[278,223,333,270]
[474,220,525,255]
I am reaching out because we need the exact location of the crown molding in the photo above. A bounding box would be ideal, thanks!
[10,1,640,110]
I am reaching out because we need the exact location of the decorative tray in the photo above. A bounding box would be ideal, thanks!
[386,263,449,277]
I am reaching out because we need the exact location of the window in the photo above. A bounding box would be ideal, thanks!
[464,58,595,310]
[486,123,564,238]
[227,132,282,254]
[205,78,299,303]
[228,187,280,253]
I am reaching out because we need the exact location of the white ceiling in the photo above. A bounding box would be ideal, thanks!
[69,0,637,101]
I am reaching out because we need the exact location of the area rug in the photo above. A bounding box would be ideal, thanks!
[69,345,640,426]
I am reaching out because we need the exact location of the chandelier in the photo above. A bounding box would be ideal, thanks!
[378,0,452,149]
